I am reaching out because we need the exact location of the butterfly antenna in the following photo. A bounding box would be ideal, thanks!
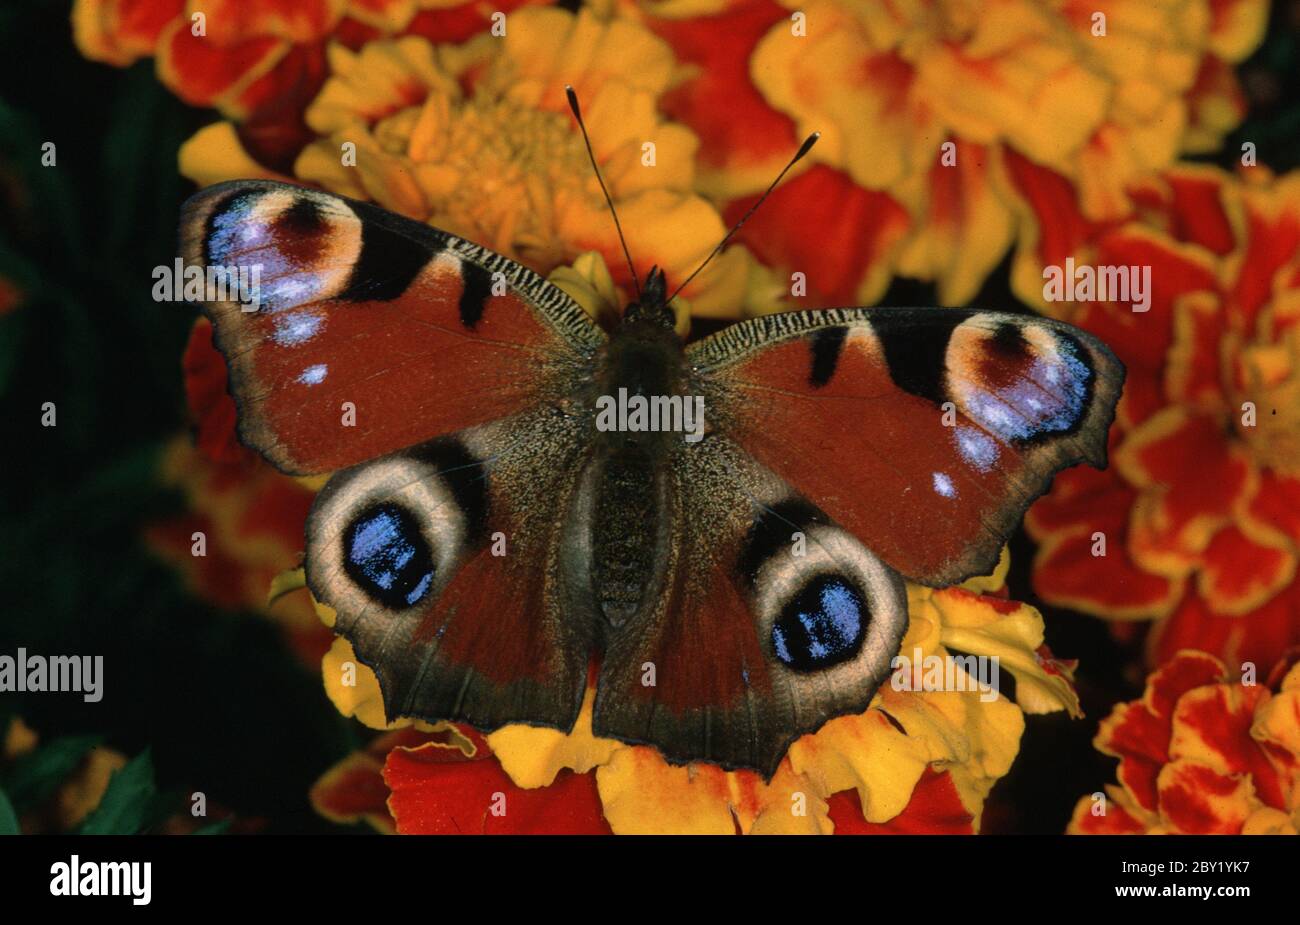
[565,85,641,300]
[667,131,819,305]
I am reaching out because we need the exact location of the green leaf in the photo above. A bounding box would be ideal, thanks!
[78,749,156,835]
[2,735,102,812]
[0,788,18,835]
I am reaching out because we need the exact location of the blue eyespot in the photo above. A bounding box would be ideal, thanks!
[343,503,435,610]
[771,575,867,671]
[963,332,1091,442]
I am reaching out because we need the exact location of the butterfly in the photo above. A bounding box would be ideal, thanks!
[178,98,1123,778]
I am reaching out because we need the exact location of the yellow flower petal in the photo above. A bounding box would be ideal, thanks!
[178,122,291,188]
[934,587,1083,717]
[787,710,930,823]
[322,637,405,730]
[486,683,622,789]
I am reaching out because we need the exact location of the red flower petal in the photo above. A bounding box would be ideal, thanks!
[156,18,288,111]
[311,728,461,832]
[1154,168,1236,257]
[1156,760,1253,834]
[197,0,344,48]
[827,768,975,835]
[1247,471,1300,541]
[1003,150,1106,278]
[182,319,252,466]
[383,744,611,835]
[403,0,543,46]
[1027,465,1180,617]
[724,165,910,306]
[1230,190,1300,322]
[1096,651,1226,813]
[1069,792,1149,834]
[649,0,798,196]
[1197,525,1295,615]
[1147,588,1300,672]
[1169,677,1287,808]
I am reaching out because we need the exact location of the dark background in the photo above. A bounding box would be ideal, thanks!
[1,0,1297,834]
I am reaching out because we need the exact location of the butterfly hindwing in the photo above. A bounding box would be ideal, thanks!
[179,180,604,475]
[592,435,909,776]
[689,308,1124,587]
[305,405,596,732]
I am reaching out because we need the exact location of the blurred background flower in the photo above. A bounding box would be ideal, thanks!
[1069,649,1299,834]
[72,0,546,167]
[178,6,766,316]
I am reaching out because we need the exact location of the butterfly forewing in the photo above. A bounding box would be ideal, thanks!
[178,180,604,475]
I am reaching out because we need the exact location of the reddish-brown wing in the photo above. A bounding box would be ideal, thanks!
[179,180,603,475]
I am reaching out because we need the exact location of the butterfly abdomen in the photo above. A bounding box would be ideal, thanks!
[589,445,667,626]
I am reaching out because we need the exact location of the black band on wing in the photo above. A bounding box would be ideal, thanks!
[737,497,828,588]
[808,326,847,387]
[407,437,492,544]
[872,309,973,405]
[459,261,493,330]
[338,205,437,302]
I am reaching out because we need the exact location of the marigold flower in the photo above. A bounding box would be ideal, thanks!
[1069,649,1300,835]
[72,0,543,167]
[1024,167,1300,668]
[626,0,1266,307]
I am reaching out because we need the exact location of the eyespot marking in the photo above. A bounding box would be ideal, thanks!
[771,574,867,671]
[343,502,435,610]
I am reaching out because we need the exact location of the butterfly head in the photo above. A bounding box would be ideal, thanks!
[622,265,674,329]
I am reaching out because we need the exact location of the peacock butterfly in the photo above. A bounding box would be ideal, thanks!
[177,91,1123,777]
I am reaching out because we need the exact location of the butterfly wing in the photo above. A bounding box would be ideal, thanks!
[182,181,606,730]
[593,434,909,776]
[179,180,604,475]
[305,406,597,732]
[687,308,1124,587]
[592,307,1120,774]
